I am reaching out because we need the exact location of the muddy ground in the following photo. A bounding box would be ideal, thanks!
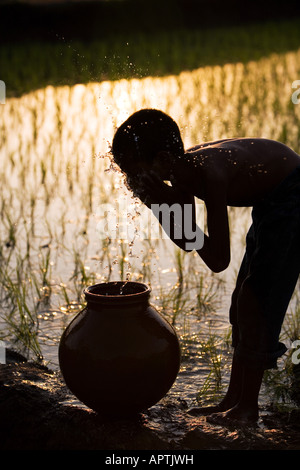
[0,352,300,451]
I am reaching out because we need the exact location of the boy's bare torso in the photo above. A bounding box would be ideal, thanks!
[177,138,300,207]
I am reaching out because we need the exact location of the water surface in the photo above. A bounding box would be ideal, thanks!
[1,49,300,405]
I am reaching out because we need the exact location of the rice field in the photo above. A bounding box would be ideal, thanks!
[1,36,300,406]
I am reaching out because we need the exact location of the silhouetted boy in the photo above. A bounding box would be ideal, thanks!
[112,108,300,423]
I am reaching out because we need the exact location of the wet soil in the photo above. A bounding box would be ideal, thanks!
[1,353,300,451]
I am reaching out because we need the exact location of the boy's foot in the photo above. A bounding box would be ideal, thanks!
[187,398,239,416]
[187,404,228,416]
[206,404,259,426]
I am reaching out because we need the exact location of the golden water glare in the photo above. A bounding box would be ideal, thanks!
[0,49,300,395]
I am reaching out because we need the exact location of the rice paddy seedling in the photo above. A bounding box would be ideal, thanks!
[0,257,42,360]
[261,288,300,408]
[69,248,97,303]
[195,331,230,404]
[263,361,295,409]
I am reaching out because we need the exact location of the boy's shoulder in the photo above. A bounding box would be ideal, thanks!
[188,137,298,170]
[181,138,300,206]
[191,137,279,152]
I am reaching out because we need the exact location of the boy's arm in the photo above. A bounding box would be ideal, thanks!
[128,170,230,271]
[131,172,203,252]
[196,180,230,273]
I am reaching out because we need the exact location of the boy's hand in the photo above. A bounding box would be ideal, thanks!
[127,171,173,206]
[127,170,204,253]
[139,171,173,205]
[139,170,194,207]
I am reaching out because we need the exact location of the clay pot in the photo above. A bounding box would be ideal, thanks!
[58,281,181,417]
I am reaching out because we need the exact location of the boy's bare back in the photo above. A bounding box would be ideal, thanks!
[179,138,300,207]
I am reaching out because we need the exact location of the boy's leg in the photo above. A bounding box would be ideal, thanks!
[213,226,255,412]
[188,352,244,416]
[188,226,255,417]
[229,223,255,349]
[225,364,264,421]
[213,196,300,422]
[188,352,264,420]
[206,278,266,422]
[192,173,300,421]
[206,363,264,424]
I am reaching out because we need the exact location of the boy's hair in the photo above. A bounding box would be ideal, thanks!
[111,109,184,173]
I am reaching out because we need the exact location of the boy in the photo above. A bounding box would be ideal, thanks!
[111,108,300,423]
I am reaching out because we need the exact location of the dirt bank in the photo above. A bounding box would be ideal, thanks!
[0,355,299,450]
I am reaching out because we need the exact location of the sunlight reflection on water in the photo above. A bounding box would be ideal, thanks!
[1,49,300,403]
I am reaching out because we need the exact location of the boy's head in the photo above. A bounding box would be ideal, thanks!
[111,109,184,179]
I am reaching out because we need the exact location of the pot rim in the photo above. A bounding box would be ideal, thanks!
[84,281,151,302]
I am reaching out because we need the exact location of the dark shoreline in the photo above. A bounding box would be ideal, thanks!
[2,15,300,99]
[1,0,300,43]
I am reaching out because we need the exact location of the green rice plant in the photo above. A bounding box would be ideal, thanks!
[118,240,128,281]
[3,286,42,360]
[196,330,229,404]
[194,273,223,317]
[0,259,42,359]
[2,208,17,250]
[99,237,114,282]
[38,248,52,289]
[59,282,71,308]
[263,359,295,409]
[169,283,189,327]
[202,333,223,387]
[262,288,300,408]
[69,248,97,303]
